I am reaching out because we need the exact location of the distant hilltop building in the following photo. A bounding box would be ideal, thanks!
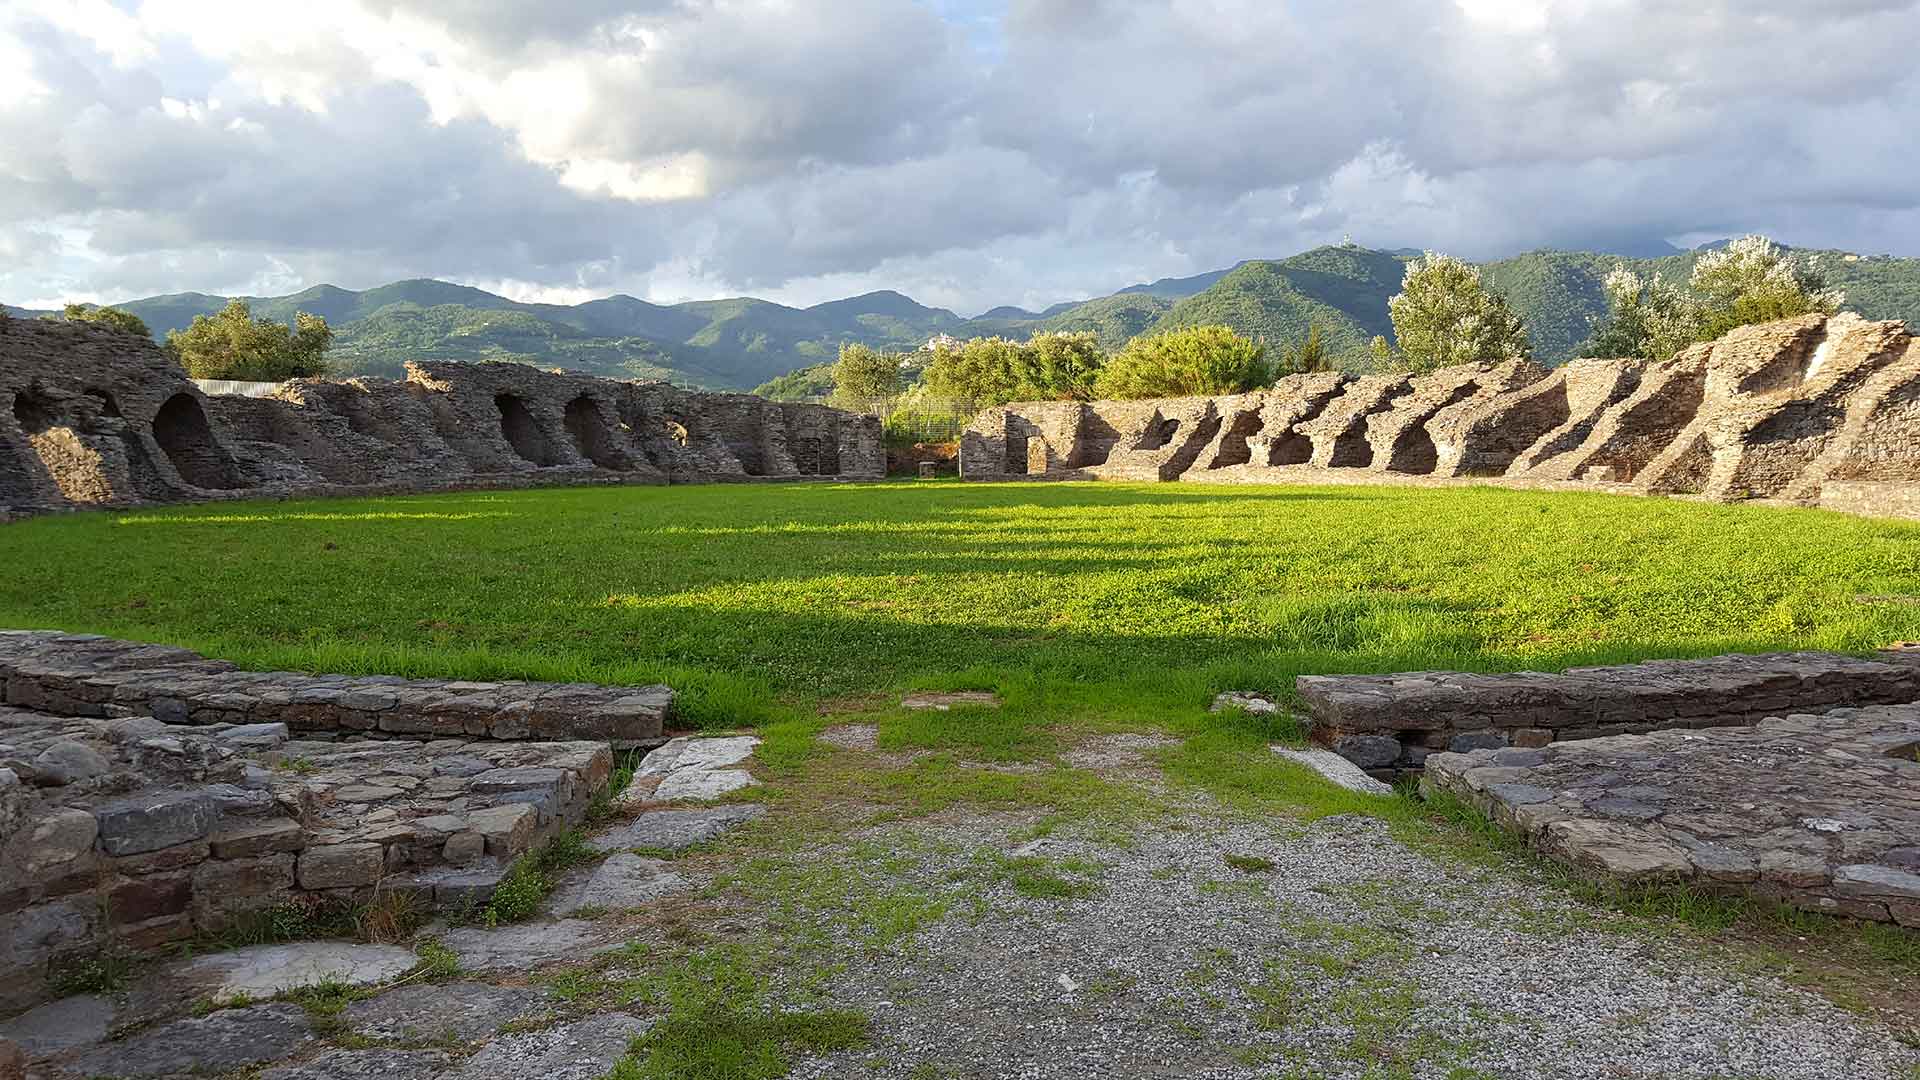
[922,333,961,352]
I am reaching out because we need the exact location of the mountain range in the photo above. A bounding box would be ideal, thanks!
[9,243,1920,397]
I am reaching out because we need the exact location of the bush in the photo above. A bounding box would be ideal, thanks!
[167,299,332,381]
[61,302,151,338]
[1095,325,1270,399]
[829,343,902,408]
[1386,253,1530,373]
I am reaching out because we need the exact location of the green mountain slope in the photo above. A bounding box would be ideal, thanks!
[13,243,1920,390]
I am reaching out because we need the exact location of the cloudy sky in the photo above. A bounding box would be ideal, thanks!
[3,0,1918,315]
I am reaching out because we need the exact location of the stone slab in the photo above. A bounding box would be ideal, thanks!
[437,919,621,974]
[262,1048,456,1080]
[1270,747,1395,796]
[589,804,768,852]
[553,854,688,914]
[342,982,551,1043]
[1421,705,1920,924]
[66,1004,315,1078]
[0,993,115,1057]
[165,942,419,1000]
[653,768,756,801]
[450,1013,651,1080]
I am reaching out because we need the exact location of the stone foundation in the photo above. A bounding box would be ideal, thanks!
[0,316,884,517]
[1295,648,1920,775]
[0,632,672,748]
[0,706,611,1011]
[1420,707,1920,925]
[960,314,1920,520]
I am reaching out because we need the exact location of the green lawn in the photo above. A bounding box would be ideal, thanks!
[2,480,1918,730]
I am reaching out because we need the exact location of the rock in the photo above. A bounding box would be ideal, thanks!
[1449,732,1509,753]
[209,819,307,859]
[343,982,550,1042]
[1331,734,1402,770]
[213,723,289,749]
[589,804,767,853]
[261,1048,456,1080]
[165,942,418,999]
[899,692,1001,711]
[1832,863,1920,900]
[1211,692,1278,715]
[1543,820,1693,883]
[467,803,537,856]
[93,791,218,856]
[31,740,110,786]
[1269,747,1394,796]
[450,1013,651,1080]
[297,842,385,888]
[637,736,758,777]
[442,830,486,865]
[66,1004,313,1077]
[0,993,115,1056]
[0,1038,21,1080]
[18,807,98,876]
[653,768,756,802]
[555,854,687,914]
[438,919,619,974]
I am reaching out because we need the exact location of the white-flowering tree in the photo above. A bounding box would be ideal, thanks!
[1385,253,1530,373]
[1586,236,1845,361]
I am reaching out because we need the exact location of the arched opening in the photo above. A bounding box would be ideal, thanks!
[1136,415,1180,451]
[1209,410,1265,469]
[564,395,623,469]
[1326,428,1374,468]
[1069,412,1120,468]
[1386,426,1439,474]
[791,415,840,476]
[496,394,554,466]
[1005,434,1030,474]
[153,393,241,489]
[12,391,57,434]
[1265,429,1314,465]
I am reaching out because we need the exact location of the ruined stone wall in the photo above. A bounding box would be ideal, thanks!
[0,316,884,516]
[959,315,1920,520]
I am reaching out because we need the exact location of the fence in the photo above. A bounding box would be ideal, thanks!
[193,379,284,398]
[829,397,979,444]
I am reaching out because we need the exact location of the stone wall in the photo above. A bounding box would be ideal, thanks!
[959,314,1920,519]
[0,316,884,516]
[1295,648,1920,776]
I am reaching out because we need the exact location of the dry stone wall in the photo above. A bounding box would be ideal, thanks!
[960,314,1920,520]
[1295,648,1920,776]
[0,316,883,516]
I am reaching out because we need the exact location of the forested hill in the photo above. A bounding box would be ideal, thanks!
[11,245,1920,392]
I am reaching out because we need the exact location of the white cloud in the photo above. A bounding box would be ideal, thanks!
[1,0,1918,314]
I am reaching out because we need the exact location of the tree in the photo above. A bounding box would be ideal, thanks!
[1386,253,1531,373]
[830,343,902,407]
[921,332,1102,406]
[1584,266,1700,362]
[1690,235,1844,340]
[166,299,332,381]
[1096,325,1271,400]
[1368,335,1396,372]
[62,303,151,338]
[1584,237,1846,362]
[1277,324,1335,375]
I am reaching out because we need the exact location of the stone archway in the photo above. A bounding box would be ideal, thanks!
[153,393,241,489]
[564,395,623,469]
[496,394,555,466]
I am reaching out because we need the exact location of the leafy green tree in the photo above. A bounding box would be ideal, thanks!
[830,342,902,407]
[62,303,151,338]
[1277,324,1335,375]
[1387,253,1531,373]
[1096,325,1271,400]
[1368,335,1396,371]
[166,299,332,381]
[921,332,1102,406]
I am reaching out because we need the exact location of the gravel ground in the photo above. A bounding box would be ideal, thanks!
[769,811,1919,1080]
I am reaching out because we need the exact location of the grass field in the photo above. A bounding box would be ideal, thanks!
[3,479,1918,734]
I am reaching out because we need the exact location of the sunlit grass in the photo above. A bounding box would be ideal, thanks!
[2,479,1917,730]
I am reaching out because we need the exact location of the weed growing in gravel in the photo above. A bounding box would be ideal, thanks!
[407,938,461,981]
[1224,854,1277,873]
[468,829,603,926]
[46,949,133,996]
[282,977,373,1036]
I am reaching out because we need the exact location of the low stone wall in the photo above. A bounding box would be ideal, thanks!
[0,632,672,749]
[0,316,884,517]
[1295,649,1920,775]
[0,706,610,1011]
[959,314,1920,520]
[1419,707,1920,925]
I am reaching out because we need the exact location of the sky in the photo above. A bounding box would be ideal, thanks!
[3,0,1918,316]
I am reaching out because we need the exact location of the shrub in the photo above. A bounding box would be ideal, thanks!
[1096,325,1270,399]
[1584,237,1845,362]
[1386,253,1530,373]
[829,343,902,408]
[61,302,151,339]
[921,332,1102,406]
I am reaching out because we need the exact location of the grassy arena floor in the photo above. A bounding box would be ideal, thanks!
[3,479,1920,735]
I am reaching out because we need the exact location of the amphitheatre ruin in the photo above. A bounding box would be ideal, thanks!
[1,309,1918,1078]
